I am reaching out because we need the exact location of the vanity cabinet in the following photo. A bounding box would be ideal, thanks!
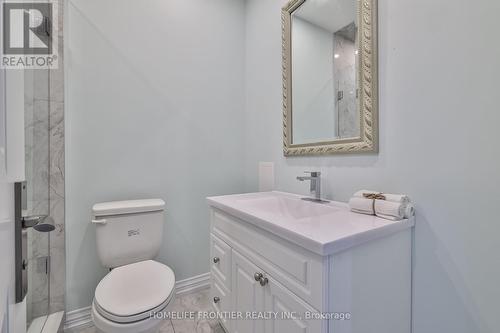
[208,193,413,333]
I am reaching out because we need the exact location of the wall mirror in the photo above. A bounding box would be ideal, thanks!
[282,0,378,155]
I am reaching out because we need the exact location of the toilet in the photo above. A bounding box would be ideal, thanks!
[90,199,174,333]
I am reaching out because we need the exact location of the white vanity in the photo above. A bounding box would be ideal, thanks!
[207,191,414,333]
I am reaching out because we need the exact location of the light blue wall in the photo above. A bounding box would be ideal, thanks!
[244,0,500,332]
[65,0,246,311]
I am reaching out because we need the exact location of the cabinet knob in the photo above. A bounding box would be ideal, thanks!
[213,296,220,304]
[259,277,269,286]
[254,272,268,286]
[213,257,220,264]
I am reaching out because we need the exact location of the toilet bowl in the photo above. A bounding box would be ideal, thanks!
[91,260,175,333]
[91,199,173,333]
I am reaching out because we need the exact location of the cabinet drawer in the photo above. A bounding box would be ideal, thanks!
[210,233,232,290]
[210,278,231,330]
[211,209,326,310]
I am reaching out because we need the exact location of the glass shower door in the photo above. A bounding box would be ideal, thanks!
[24,68,51,332]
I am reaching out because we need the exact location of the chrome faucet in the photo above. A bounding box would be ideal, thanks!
[296,171,328,203]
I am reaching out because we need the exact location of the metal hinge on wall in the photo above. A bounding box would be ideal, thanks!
[337,90,344,101]
[37,256,50,275]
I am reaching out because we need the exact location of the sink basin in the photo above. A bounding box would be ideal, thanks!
[207,191,415,255]
[236,195,339,220]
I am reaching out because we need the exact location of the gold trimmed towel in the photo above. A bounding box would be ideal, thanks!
[349,190,414,220]
[354,190,410,204]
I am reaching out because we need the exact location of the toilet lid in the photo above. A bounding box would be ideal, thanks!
[95,260,175,319]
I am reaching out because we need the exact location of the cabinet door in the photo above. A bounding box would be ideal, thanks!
[265,276,323,333]
[210,278,232,330]
[232,251,266,333]
[210,233,232,290]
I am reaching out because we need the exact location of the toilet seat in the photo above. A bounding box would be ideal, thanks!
[94,260,175,324]
[94,290,174,323]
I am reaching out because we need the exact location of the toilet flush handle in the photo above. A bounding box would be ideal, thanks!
[91,218,107,224]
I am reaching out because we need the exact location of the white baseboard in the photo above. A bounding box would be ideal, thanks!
[64,272,210,332]
[64,306,92,332]
[175,272,210,296]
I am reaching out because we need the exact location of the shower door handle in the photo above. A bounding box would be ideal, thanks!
[22,215,55,232]
[14,183,55,303]
[15,182,27,303]
[22,215,47,228]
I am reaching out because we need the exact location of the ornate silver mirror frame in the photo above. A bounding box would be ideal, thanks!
[282,0,378,156]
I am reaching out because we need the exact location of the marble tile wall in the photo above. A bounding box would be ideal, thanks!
[26,228,50,322]
[48,0,66,315]
[24,0,65,325]
[25,67,51,324]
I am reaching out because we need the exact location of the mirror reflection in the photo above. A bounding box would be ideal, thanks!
[291,0,359,145]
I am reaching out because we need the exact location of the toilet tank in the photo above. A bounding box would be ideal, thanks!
[92,199,165,268]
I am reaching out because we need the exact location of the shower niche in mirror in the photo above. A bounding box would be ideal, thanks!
[282,0,378,155]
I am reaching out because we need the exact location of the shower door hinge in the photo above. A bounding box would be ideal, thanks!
[337,90,344,101]
[37,256,50,275]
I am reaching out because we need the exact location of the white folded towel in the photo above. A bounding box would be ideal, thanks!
[350,190,414,221]
[374,200,412,220]
[353,190,411,204]
[348,197,375,215]
[375,206,415,221]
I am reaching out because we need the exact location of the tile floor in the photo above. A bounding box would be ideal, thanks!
[72,289,225,333]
